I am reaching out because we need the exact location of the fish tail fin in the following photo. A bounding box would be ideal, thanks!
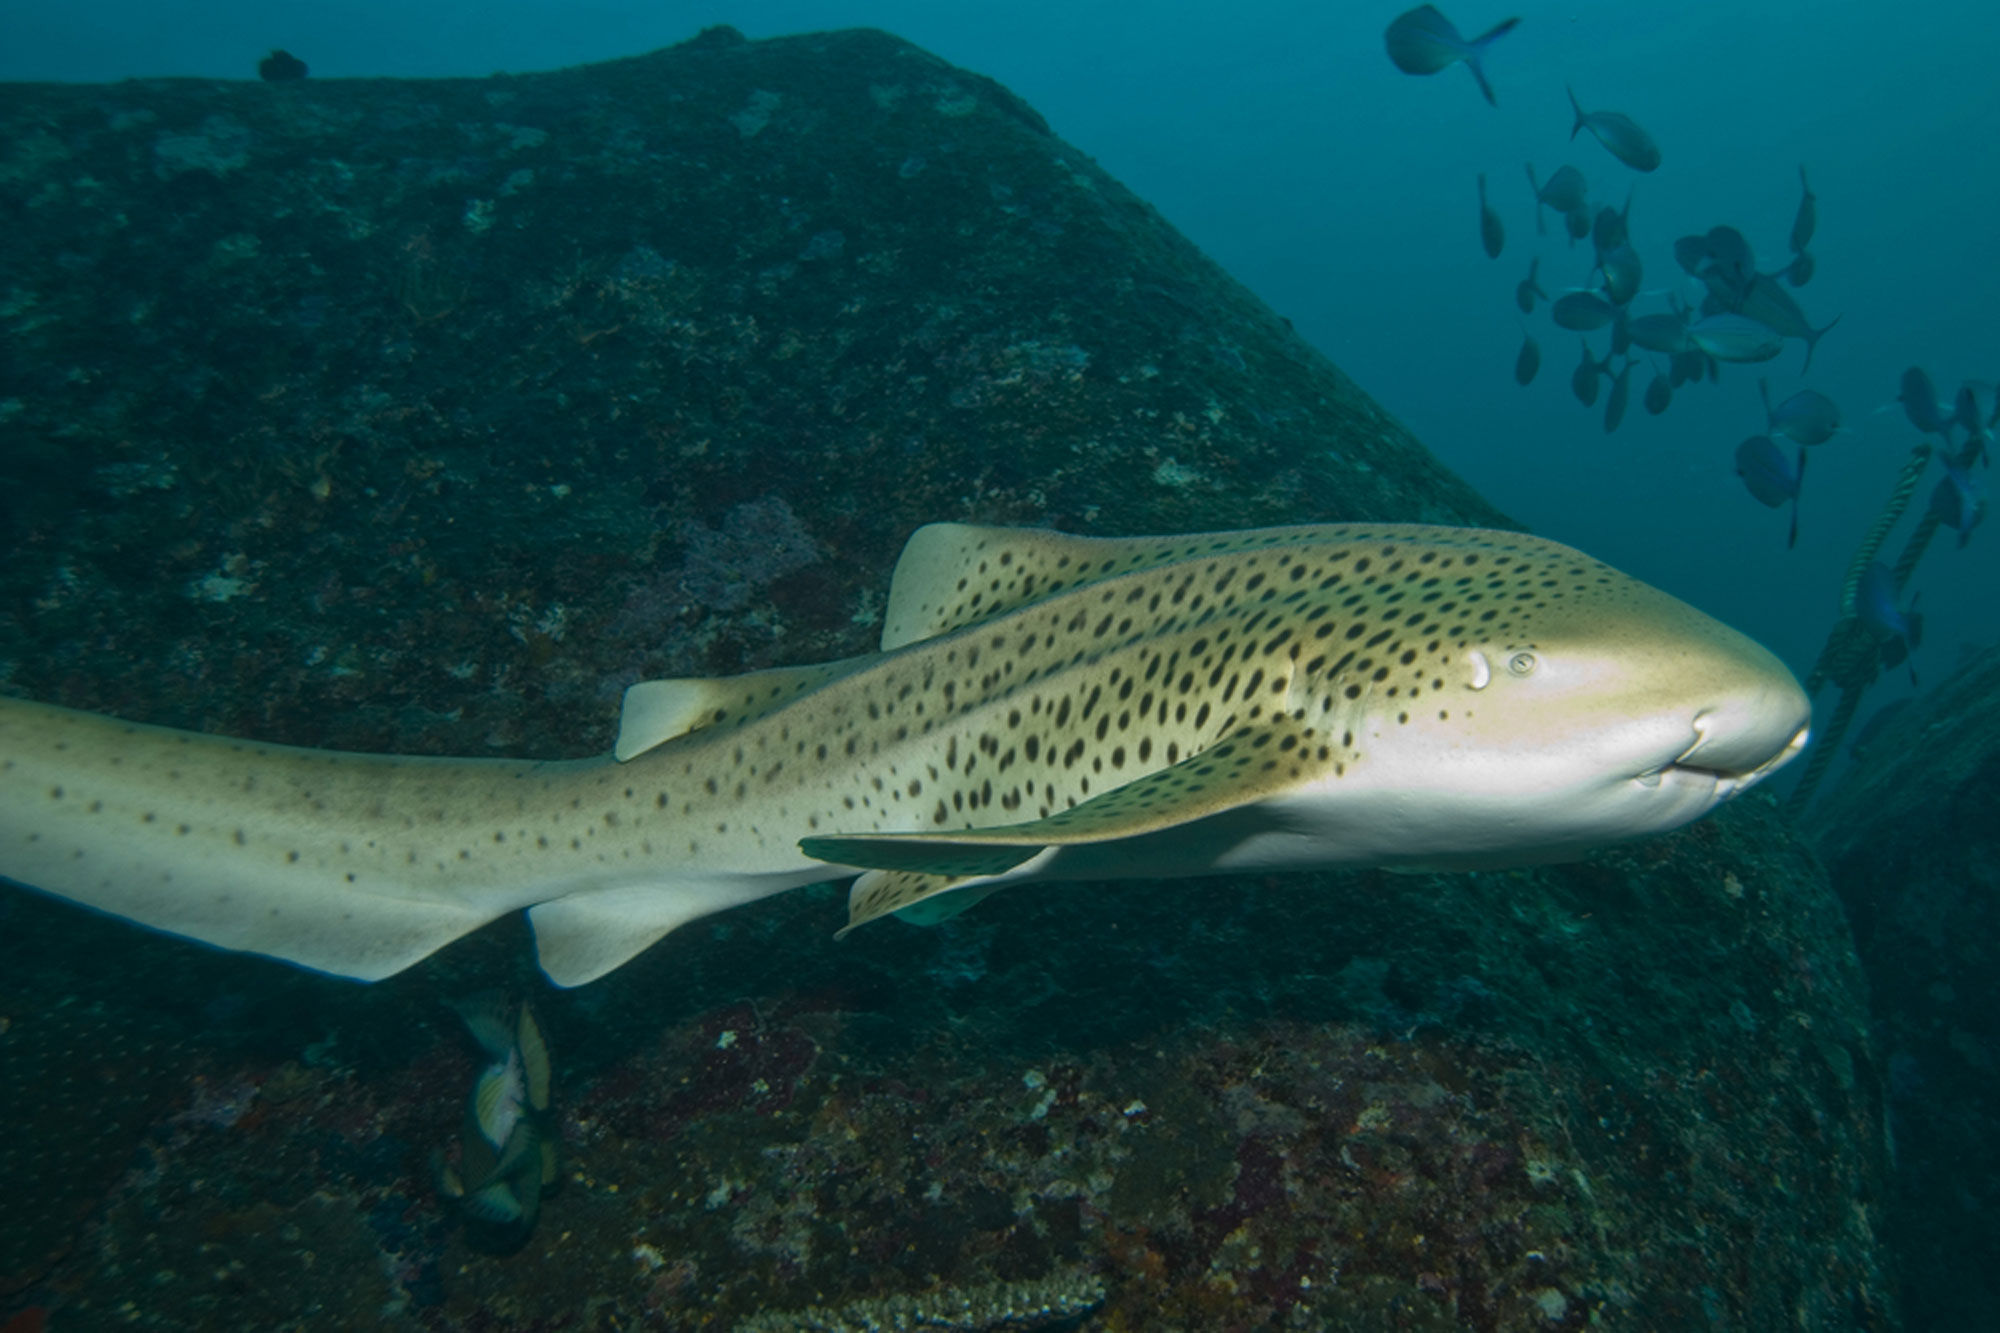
[1467,58,1498,107]
[1462,18,1517,105]
[1524,164,1547,234]
[1758,376,1774,427]
[1567,85,1586,139]
[1802,313,1842,373]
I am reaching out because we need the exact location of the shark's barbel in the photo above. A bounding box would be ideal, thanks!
[0,522,1810,986]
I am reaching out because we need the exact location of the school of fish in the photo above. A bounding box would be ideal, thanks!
[1386,5,1988,577]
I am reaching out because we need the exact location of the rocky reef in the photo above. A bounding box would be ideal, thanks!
[1808,652,2000,1333]
[0,27,1894,1331]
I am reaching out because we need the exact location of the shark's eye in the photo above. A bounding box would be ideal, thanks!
[1507,651,1538,677]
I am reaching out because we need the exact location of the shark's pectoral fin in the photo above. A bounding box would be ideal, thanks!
[615,655,880,761]
[804,718,1339,876]
[837,869,1009,937]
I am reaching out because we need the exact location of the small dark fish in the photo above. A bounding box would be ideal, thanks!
[1515,332,1541,385]
[1704,225,1756,291]
[1627,312,1691,355]
[1759,378,1842,445]
[1898,367,1953,436]
[1591,199,1630,255]
[1735,434,1805,547]
[1525,163,1587,232]
[1671,347,1708,386]
[1567,86,1661,173]
[1564,205,1592,242]
[1847,697,1914,761]
[1571,340,1609,406]
[1603,361,1632,432]
[1608,307,1632,356]
[1953,384,1982,434]
[1597,243,1643,307]
[1785,251,1815,287]
[1672,234,1710,275]
[1385,6,1521,105]
[1689,314,1783,363]
[1929,455,1986,547]
[1551,290,1615,331]
[1644,366,1673,415]
[1858,561,1921,668]
[1789,165,1817,254]
[1515,256,1548,313]
[1477,174,1504,258]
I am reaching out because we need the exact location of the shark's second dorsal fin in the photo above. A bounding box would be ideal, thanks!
[614,655,878,761]
[883,522,1336,650]
[802,717,1339,875]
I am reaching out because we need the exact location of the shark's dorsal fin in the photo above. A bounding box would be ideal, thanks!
[615,655,877,761]
[837,869,1006,937]
[803,718,1338,875]
[882,522,1337,650]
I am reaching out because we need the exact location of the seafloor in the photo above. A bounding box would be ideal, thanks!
[1,27,1895,1331]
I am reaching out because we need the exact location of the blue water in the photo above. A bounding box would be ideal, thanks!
[10,0,1996,705]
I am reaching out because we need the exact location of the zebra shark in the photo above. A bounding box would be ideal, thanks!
[0,522,1810,987]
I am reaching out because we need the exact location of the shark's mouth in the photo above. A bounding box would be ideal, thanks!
[1639,721,1811,791]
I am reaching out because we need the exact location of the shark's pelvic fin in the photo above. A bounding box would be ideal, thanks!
[838,868,996,936]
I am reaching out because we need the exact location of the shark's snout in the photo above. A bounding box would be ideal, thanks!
[1669,670,1812,786]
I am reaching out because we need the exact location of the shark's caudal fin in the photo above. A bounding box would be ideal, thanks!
[0,697,559,980]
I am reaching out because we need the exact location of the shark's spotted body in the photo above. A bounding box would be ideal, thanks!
[0,523,1810,985]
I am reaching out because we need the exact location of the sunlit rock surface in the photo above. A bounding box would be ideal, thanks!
[0,28,1892,1330]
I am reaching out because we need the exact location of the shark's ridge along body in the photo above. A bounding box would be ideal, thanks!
[0,522,1811,986]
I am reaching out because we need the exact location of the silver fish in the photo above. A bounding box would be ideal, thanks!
[1385,5,1521,105]
[1898,366,1953,436]
[1597,244,1643,307]
[1515,332,1541,385]
[1567,86,1661,173]
[1789,165,1816,254]
[1627,312,1691,356]
[1564,205,1592,242]
[1551,290,1616,331]
[1516,256,1548,312]
[1525,163,1587,232]
[1672,234,1710,275]
[1478,173,1505,259]
[1703,226,1755,291]
[1688,314,1783,363]
[1759,378,1841,445]
[1735,435,1805,548]
[1731,276,1840,372]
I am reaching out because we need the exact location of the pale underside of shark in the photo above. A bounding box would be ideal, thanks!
[0,522,1811,986]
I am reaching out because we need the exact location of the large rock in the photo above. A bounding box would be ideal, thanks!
[0,28,1894,1330]
[1808,655,2000,1333]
